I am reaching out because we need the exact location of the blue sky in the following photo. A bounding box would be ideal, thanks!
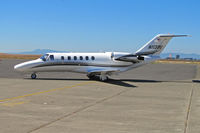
[0,0,199,54]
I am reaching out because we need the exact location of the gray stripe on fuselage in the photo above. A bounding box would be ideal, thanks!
[32,61,132,68]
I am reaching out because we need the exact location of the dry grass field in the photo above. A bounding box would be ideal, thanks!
[0,53,41,60]
[156,59,200,64]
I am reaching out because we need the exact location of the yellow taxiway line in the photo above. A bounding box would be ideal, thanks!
[0,81,95,103]
[1,101,26,107]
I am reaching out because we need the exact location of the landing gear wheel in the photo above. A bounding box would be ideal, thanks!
[99,75,108,82]
[31,73,37,79]
[87,74,96,80]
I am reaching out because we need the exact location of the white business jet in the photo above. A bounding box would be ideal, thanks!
[14,34,187,81]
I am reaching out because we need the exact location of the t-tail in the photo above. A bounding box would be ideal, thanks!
[135,34,188,56]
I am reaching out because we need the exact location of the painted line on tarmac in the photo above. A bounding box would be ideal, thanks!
[1,101,27,107]
[0,81,95,103]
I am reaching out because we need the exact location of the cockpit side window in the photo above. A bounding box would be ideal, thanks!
[50,55,54,61]
[40,54,49,61]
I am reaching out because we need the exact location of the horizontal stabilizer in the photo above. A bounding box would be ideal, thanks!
[159,34,189,37]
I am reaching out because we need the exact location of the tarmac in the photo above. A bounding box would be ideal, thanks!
[0,59,199,133]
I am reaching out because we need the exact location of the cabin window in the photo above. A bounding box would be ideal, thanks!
[74,56,77,60]
[85,56,89,60]
[80,56,83,60]
[61,56,64,60]
[91,56,95,60]
[50,55,54,61]
[68,56,71,60]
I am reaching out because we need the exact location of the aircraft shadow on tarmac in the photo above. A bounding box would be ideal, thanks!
[120,79,161,83]
[25,78,199,88]
[106,79,137,87]
[25,78,137,88]
[192,80,200,83]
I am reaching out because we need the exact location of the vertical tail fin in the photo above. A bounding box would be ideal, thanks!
[135,34,188,56]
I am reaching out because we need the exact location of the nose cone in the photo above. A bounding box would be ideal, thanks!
[14,59,42,72]
[14,61,31,71]
[14,64,24,71]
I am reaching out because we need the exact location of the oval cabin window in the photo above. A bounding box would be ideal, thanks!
[80,56,83,60]
[91,56,95,60]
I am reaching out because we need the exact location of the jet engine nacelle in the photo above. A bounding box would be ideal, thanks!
[113,52,144,63]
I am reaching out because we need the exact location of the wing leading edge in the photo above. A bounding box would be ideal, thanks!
[87,68,120,76]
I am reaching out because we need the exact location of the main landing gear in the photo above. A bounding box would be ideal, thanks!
[87,74,96,80]
[87,74,108,81]
[99,75,108,81]
[31,73,37,79]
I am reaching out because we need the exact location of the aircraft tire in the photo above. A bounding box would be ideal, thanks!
[99,75,108,82]
[31,73,37,79]
[87,74,96,80]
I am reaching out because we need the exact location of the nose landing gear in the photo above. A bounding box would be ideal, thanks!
[31,73,37,79]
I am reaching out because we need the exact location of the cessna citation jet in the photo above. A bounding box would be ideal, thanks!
[14,34,188,81]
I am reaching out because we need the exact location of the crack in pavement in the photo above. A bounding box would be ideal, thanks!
[27,86,133,133]
[184,84,194,133]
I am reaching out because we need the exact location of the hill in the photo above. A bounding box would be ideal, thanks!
[12,49,67,55]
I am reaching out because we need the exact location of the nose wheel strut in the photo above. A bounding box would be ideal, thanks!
[31,73,37,79]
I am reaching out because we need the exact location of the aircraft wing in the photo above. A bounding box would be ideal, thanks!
[87,68,120,75]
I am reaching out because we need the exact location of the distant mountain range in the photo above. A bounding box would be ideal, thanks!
[12,49,67,55]
[10,49,200,59]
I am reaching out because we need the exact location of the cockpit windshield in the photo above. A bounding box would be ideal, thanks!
[40,54,49,61]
